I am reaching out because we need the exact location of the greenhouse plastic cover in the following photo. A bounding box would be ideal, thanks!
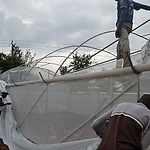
[0,80,100,150]
[0,38,150,150]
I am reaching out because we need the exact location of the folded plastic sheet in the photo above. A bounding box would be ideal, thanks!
[0,80,100,150]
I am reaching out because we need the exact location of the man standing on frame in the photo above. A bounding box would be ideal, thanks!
[115,0,150,68]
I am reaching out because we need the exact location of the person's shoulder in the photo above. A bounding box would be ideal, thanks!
[113,102,132,108]
[118,102,134,105]
[116,102,140,108]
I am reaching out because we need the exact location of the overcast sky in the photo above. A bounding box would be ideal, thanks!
[0,0,150,59]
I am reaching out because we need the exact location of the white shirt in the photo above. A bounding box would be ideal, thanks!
[91,102,150,150]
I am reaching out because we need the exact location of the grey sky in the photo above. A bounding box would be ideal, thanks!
[0,0,150,59]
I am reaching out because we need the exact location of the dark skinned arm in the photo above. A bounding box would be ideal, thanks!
[0,99,11,106]
[5,103,11,106]
[0,98,4,106]
[0,102,11,106]
[115,7,127,38]
[140,4,150,11]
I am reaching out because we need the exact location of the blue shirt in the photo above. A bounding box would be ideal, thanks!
[116,0,141,25]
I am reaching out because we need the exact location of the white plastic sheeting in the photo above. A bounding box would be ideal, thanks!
[0,66,54,84]
[5,70,149,143]
[0,80,100,150]
[7,74,140,144]
[4,70,150,150]
[0,73,150,150]
[0,38,150,149]
[141,38,150,64]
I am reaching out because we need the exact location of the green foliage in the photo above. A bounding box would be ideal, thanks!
[59,52,92,75]
[0,41,35,74]
[59,66,68,75]
[23,49,35,66]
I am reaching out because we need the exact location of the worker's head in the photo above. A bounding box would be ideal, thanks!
[1,91,9,98]
[138,94,150,110]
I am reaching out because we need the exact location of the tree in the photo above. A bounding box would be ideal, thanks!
[0,53,7,74]
[11,41,35,66]
[23,49,35,66]
[59,66,68,75]
[59,52,92,75]
[0,41,35,74]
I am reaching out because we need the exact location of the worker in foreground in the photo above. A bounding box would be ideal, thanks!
[91,94,150,150]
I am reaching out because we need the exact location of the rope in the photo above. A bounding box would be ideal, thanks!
[126,51,140,75]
